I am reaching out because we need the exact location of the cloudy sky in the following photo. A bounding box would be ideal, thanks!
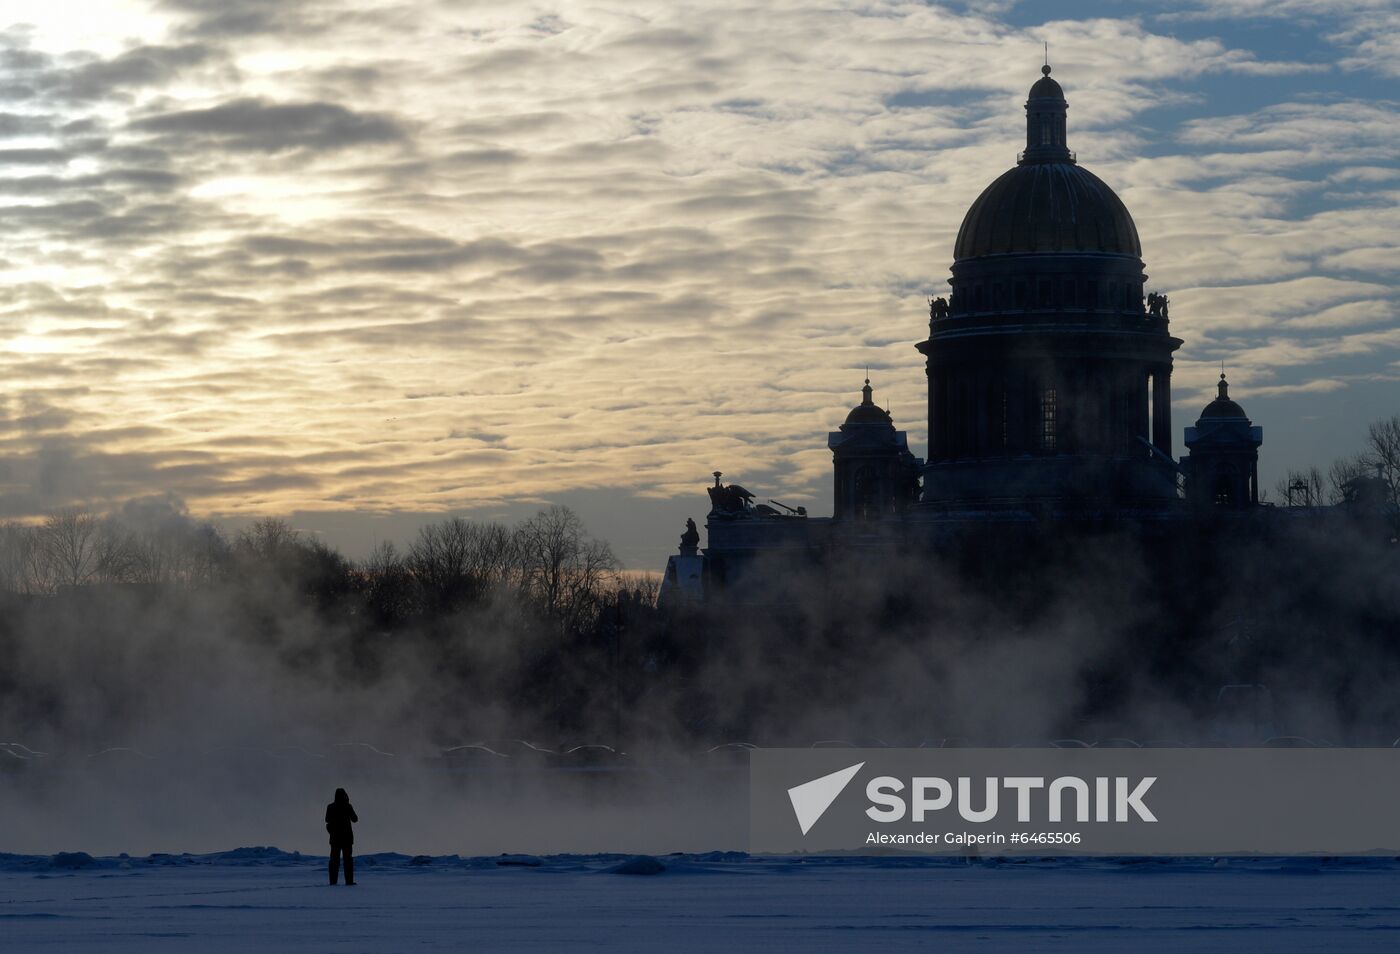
[1,0,1396,567]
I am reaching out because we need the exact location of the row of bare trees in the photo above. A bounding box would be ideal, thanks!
[0,504,631,635]
[359,506,623,632]
[0,509,228,594]
[1273,414,1400,512]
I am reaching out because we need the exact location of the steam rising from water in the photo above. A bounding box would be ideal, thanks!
[2,506,1397,854]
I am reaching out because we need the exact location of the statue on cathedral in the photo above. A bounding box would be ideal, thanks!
[679,517,700,553]
[1147,292,1170,319]
[928,296,949,321]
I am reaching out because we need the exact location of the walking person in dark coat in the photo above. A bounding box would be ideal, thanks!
[326,788,359,885]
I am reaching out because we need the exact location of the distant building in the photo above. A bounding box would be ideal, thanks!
[660,67,1379,605]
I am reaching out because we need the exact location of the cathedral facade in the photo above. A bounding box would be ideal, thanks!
[660,67,1271,605]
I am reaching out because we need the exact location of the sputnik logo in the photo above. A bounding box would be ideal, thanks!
[787,762,864,835]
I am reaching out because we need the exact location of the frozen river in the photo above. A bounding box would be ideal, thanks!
[3,849,1399,952]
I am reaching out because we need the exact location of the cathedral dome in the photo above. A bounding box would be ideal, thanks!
[845,403,892,426]
[953,163,1141,260]
[952,65,1142,262]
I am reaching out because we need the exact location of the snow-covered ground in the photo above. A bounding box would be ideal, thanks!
[4,849,1400,952]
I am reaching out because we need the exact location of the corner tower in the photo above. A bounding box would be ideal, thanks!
[1183,373,1263,509]
[828,377,922,520]
[917,66,1182,512]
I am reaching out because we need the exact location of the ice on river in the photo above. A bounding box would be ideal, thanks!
[3,848,1400,952]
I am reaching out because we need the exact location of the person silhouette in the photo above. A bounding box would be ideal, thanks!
[325,787,359,885]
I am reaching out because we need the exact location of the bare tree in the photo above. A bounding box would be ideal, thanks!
[408,518,469,610]
[236,517,302,561]
[185,522,232,586]
[1327,454,1371,505]
[462,521,517,590]
[1363,414,1400,511]
[407,517,517,612]
[111,496,226,586]
[515,505,618,632]
[364,539,406,578]
[361,540,416,625]
[121,519,229,586]
[616,571,661,608]
[95,522,140,584]
[0,521,39,594]
[35,509,112,591]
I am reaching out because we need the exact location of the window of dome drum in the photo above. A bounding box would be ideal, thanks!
[1040,389,1058,453]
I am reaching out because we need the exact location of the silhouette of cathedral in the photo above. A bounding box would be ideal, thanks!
[661,66,1280,605]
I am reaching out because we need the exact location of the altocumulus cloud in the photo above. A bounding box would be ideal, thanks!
[132,98,407,154]
[0,0,1394,567]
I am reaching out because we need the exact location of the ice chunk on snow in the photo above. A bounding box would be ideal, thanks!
[50,852,94,869]
[495,855,543,867]
[606,855,665,875]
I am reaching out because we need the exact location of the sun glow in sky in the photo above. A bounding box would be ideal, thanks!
[0,0,1396,567]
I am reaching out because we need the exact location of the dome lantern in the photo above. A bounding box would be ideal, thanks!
[1022,64,1072,165]
[844,376,893,426]
[1198,372,1249,421]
